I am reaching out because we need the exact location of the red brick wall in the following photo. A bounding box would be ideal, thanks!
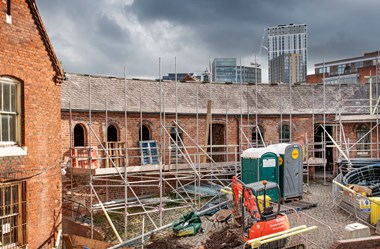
[330,236,380,249]
[61,112,242,167]
[61,110,380,209]
[61,110,380,169]
[306,73,327,84]
[307,67,375,84]
[358,66,376,83]
[0,1,62,248]
[61,111,342,167]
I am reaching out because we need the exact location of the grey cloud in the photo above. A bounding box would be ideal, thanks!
[37,0,380,80]
[95,14,129,42]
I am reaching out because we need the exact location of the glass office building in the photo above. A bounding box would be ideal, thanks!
[162,73,201,81]
[212,58,261,83]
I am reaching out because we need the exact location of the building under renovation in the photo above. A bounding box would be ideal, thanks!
[60,72,380,246]
[0,0,63,248]
[4,1,380,248]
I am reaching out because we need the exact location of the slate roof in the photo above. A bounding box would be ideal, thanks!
[61,73,372,115]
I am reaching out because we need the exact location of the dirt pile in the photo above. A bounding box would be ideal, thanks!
[145,235,190,249]
[144,226,243,249]
[203,227,244,249]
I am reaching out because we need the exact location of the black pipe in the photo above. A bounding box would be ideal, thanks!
[342,164,380,197]
[7,0,11,16]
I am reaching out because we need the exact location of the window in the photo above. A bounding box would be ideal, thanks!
[139,125,151,141]
[280,124,290,143]
[0,181,27,247]
[73,124,85,147]
[138,140,159,165]
[252,126,264,147]
[0,77,20,145]
[107,124,118,142]
[170,127,183,146]
[356,124,370,157]
[170,127,183,161]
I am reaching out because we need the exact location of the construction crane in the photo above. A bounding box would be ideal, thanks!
[251,28,267,68]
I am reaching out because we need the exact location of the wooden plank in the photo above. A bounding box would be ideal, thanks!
[203,100,212,163]
[69,235,113,249]
[63,235,74,249]
[106,141,126,168]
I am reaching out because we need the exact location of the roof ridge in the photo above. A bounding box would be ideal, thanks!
[28,0,64,84]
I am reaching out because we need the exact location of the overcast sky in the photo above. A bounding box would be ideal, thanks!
[37,0,380,82]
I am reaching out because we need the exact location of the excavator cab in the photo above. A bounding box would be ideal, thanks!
[232,177,290,243]
[245,180,280,221]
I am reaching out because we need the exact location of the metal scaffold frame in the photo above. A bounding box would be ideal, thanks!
[62,58,380,247]
[64,62,243,246]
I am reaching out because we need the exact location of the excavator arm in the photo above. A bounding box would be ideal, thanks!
[232,176,260,220]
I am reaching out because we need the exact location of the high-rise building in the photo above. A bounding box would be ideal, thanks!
[267,24,307,83]
[270,54,304,84]
[212,58,261,83]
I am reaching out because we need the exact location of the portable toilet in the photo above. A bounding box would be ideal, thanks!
[241,148,279,201]
[267,143,303,200]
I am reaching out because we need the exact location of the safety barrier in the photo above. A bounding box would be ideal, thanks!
[332,173,380,233]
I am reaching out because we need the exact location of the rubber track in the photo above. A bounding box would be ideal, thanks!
[284,244,306,249]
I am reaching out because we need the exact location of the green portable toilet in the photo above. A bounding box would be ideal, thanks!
[267,143,303,200]
[241,148,279,201]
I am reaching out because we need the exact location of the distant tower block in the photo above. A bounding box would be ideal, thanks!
[202,68,211,83]
[267,24,307,83]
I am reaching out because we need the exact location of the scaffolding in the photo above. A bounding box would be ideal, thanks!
[61,67,380,247]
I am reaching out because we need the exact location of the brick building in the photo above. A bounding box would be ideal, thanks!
[58,72,380,245]
[60,73,378,199]
[0,0,63,248]
[306,51,380,84]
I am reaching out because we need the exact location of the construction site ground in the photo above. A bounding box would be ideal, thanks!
[143,180,363,249]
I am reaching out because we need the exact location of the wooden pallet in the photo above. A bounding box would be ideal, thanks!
[105,141,126,168]
[282,196,302,204]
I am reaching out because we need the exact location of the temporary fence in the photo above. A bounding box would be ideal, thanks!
[241,205,333,249]
[332,173,380,233]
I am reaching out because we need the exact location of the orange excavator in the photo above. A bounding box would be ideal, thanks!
[231,176,290,248]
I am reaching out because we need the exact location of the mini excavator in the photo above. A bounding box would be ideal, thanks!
[231,176,291,248]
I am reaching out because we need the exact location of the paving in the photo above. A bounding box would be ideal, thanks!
[144,180,363,249]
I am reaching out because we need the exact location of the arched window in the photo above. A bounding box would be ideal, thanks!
[107,124,118,142]
[74,124,85,147]
[356,124,370,157]
[170,126,183,161]
[0,77,21,145]
[139,125,151,141]
[252,125,264,147]
[170,127,183,145]
[279,124,290,143]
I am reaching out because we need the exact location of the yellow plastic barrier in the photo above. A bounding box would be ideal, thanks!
[369,197,380,225]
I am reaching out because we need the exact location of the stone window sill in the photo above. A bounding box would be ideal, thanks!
[0,146,27,157]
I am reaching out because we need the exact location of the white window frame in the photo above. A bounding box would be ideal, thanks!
[0,77,25,157]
